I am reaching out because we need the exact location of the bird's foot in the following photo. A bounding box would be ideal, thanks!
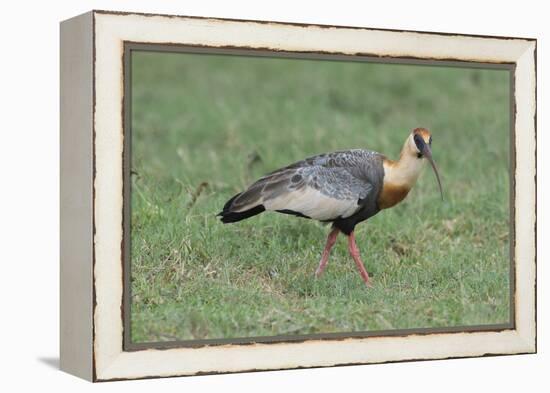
[314,258,328,278]
[314,228,340,279]
[347,231,373,288]
[364,278,373,288]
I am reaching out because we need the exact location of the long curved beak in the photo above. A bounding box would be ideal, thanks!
[421,144,443,200]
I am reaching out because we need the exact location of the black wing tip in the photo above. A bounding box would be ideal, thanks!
[218,192,266,223]
[218,205,266,223]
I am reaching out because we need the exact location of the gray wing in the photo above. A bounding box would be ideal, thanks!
[229,149,382,221]
[264,149,382,173]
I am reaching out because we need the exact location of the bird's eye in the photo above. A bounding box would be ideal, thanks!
[413,134,424,150]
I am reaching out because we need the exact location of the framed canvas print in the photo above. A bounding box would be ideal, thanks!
[60,10,537,382]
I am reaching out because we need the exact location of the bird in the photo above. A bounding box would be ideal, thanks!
[217,128,443,287]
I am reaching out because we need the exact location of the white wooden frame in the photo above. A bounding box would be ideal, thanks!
[60,10,536,382]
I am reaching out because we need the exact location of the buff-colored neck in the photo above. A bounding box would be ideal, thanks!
[382,136,426,188]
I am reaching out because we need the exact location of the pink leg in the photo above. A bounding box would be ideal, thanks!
[315,228,340,277]
[348,231,372,287]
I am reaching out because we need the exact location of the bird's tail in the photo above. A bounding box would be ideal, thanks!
[217,192,266,223]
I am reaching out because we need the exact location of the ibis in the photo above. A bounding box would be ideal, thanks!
[218,128,443,287]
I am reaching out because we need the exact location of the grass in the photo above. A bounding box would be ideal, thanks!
[130,51,511,343]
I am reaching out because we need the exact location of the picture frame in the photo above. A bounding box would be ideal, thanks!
[60,10,537,382]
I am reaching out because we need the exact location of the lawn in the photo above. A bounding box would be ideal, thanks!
[129,51,511,343]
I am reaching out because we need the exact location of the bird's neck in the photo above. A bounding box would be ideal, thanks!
[382,146,426,189]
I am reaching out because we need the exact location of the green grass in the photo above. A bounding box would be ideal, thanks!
[130,51,511,343]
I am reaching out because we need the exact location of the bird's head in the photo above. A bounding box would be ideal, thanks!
[407,128,443,200]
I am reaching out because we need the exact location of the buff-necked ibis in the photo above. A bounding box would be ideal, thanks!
[218,128,443,287]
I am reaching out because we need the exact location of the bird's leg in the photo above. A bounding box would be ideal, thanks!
[314,228,340,278]
[347,231,372,287]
